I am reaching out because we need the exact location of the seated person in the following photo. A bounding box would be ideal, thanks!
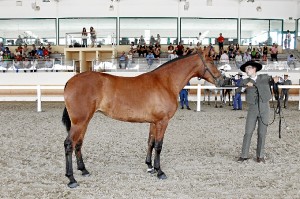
[146,51,155,68]
[287,54,296,69]
[235,51,243,69]
[119,51,128,69]
[251,48,257,59]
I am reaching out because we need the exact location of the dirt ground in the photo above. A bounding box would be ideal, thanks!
[0,101,299,199]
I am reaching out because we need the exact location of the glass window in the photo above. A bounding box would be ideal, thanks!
[119,18,177,45]
[0,18,56,46]
[59,18,117,46]
[181,18,238,46]
[241,19,283,46]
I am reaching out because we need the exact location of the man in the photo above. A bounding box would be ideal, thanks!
[179,81,191,110]
[236,61,279,163]
[280,74,292,108]
[232,72,243,110]
[217,33,224,52]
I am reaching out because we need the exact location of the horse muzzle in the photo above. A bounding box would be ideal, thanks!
[215,76,225,87]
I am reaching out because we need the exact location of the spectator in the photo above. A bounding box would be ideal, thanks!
[36,47,44,58]
[220,50,229,63]
[137,42,147,57]
[235,51,243,69]
[251,48,257,59]
[198,32,203,45]
[139,35,145,45]
[179,81,191,110]
[287,54,296,69]
[169,50,178,60]
[156,34,161,44]
[286,30,291,49]
[129,42,137,53]
[232,72,243,110]
[247,43,253,52]
[262,44,268,61]
[235,43,240,53]
[90,26,96,47]
[270,43,278,61]
[228,44,235,60]
[217,33,224,51]
[15,35,23,46]
[82,27,88,47]
[146,51,155,68]
[119,51,128,69]
[127,50,133,68]
[279,74,292,108]
[43,47,49,58]
[153,46,161,58]
[176,41,184,56]
[22,44,30,58]
[243,51,251,62]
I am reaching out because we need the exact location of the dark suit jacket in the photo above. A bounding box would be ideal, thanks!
[237,74,273,105]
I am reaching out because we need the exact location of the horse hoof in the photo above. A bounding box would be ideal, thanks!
[82,170,90,177]
[68,182,79,188]
[82,173,91,177]
[157,173,167,180]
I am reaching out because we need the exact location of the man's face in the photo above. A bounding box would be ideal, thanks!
[245,65,256,76]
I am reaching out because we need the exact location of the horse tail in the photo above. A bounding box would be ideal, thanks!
[62,107,71,132]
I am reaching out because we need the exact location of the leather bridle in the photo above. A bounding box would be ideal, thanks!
[197,52,222,82]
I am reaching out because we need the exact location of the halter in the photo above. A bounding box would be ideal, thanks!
[197,52,222,82]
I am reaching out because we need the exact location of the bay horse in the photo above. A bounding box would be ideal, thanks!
[62,49,224,188]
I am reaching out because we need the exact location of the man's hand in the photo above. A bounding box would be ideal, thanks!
[246,82,254,87]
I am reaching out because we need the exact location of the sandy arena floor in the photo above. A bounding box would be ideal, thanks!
[0,101,299,199]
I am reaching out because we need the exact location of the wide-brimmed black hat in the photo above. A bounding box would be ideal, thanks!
[240,61,262,72]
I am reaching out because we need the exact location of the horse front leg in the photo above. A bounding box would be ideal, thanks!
[64,137,78,188]
[153,120,168,180]
[145,124,155,174]
[75,140,90,177]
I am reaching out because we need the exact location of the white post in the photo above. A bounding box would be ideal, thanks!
[197,83,201,112]
[37,85,42,112]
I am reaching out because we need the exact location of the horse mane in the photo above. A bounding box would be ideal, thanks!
[151,53,196,72]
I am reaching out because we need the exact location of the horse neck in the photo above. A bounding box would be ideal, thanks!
[153,55,201,94]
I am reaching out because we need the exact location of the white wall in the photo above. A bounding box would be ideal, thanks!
[0,0,298,20]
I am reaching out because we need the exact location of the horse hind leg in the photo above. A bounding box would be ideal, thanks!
[75,140,90,177]
[64,136,78,188]
[64,121,91,188]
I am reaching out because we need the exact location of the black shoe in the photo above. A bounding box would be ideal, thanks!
[237,157,249,162]
[181,107,184,109]
[187,107,191,110]
[257,157,265,163]
[232,108,237,110]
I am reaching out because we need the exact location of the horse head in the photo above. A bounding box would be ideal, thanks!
[197,48,224,87]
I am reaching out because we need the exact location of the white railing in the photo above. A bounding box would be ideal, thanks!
[0,85,64,112]
[0,84,299,112]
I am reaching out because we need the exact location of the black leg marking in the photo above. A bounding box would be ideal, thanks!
[64,138,78,188]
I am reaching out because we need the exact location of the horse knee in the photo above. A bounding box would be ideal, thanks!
[154,141,163,153]
[64,139,73,153]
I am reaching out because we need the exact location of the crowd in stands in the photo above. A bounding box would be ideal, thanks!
[0,42,54,71]
[0,42,52,62]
